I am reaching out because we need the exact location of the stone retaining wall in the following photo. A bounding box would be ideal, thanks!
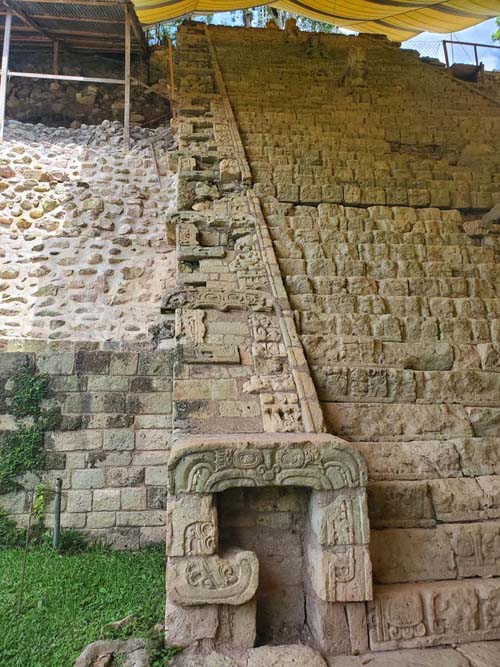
[0,346,173,549]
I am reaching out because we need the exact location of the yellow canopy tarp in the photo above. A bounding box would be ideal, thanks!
[133,0,500,41]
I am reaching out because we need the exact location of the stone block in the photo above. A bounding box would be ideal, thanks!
[165,596,218,648]
[145,466,167,486]
[105,467,145,487]
[109,353,139,376]
[121,488,147,511]
[135,429,170,451]
[457,641,500,667]
[166,494,217,557]
[370,528,456,584]
[306,589,351,657]
[75,351,110,375]
[86,512,116,529]
[216,599,256,650]
[456,438,500,476]
[429,478,487,522]
[127,393,170,415]
[167,549,258,606]
[87,376,129,391]
[246,646,327,667]
[116,511,165,527]
[37,352,74,375]
[139,526,165,547]
[368,481,435,528]
[66,490,92,513]
[309,488,369,546]
[64,392,126,414]
[138,352,173,376]
[368,579,500,651]
[103,430,134,451]
[48,430,102,452]
[93,489,121,511]
[61,513,86,529]
[353,440,461,481]
[306,540,372,602]
[71,469,105,490]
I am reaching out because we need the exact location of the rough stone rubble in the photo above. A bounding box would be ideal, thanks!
[0,120,176,342]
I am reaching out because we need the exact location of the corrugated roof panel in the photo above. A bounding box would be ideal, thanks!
[0,1,145,51]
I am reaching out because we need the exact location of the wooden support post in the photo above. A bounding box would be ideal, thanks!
[123,4,131,152]
[168,36,175,119]
[0,8,12,143]
[443,41,450,69]
[53,40,59,75]
[474,44,478,67]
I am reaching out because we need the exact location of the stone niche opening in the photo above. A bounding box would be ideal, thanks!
[218,486,309,646]
[165,434,372,658]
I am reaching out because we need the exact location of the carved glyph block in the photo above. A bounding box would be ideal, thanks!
[166,494,217,557]
[167,548,259,606]
[168,435,367,494]
[260,393,302,433]
[183,344,240,365]
[368,580,500,651]
[309,489,369,547]
[175,308,206,345]
[306,542,372,602]
[162,288,273,313]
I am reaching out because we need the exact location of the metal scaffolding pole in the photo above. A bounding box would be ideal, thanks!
[124,4,131,151]
[0,8,13,142]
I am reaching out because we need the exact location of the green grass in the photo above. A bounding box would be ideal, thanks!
[0,546,169,667]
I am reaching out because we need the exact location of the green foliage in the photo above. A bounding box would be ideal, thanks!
[0,508,25,548]
[9,371,49,419]
[0,546,168,666]
[0,366,61,494]
[493,17,500,43]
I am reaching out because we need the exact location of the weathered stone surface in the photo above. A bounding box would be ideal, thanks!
[216,599,256,649]
[74,639,148,667]
[368,580,500,651]
[306,541,372,602]
[168,434,366,494]
[309,489,369,546]
[166,494,217,557]
[246,646,327,667]
[165,597,218,647]
[329,647,471,666]
[162,288,273,313]
[456,641,500,667]
[167,549,258,606]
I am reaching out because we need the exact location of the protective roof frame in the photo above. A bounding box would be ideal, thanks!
[0,0,149,149]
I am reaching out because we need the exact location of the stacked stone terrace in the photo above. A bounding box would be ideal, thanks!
[166,23,500,662]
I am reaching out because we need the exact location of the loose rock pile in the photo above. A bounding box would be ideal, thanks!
[7,50,169,127]
[0,120,176,342]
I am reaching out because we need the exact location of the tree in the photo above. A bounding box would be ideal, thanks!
[492,17,500,42]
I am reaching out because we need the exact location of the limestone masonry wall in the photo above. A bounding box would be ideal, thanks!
[0,347,173,548]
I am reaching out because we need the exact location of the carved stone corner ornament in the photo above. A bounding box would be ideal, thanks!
[161,288,273,314]
[167,548,259,606]
[167,434,367,495]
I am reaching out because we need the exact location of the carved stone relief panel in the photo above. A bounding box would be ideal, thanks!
[175,308,206,345]
[307,542,372,602]
[168,435,367,495]
[166,493,218,557]
[162,288,273,313]
[167,548,259,606]
[368,580,500,650]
